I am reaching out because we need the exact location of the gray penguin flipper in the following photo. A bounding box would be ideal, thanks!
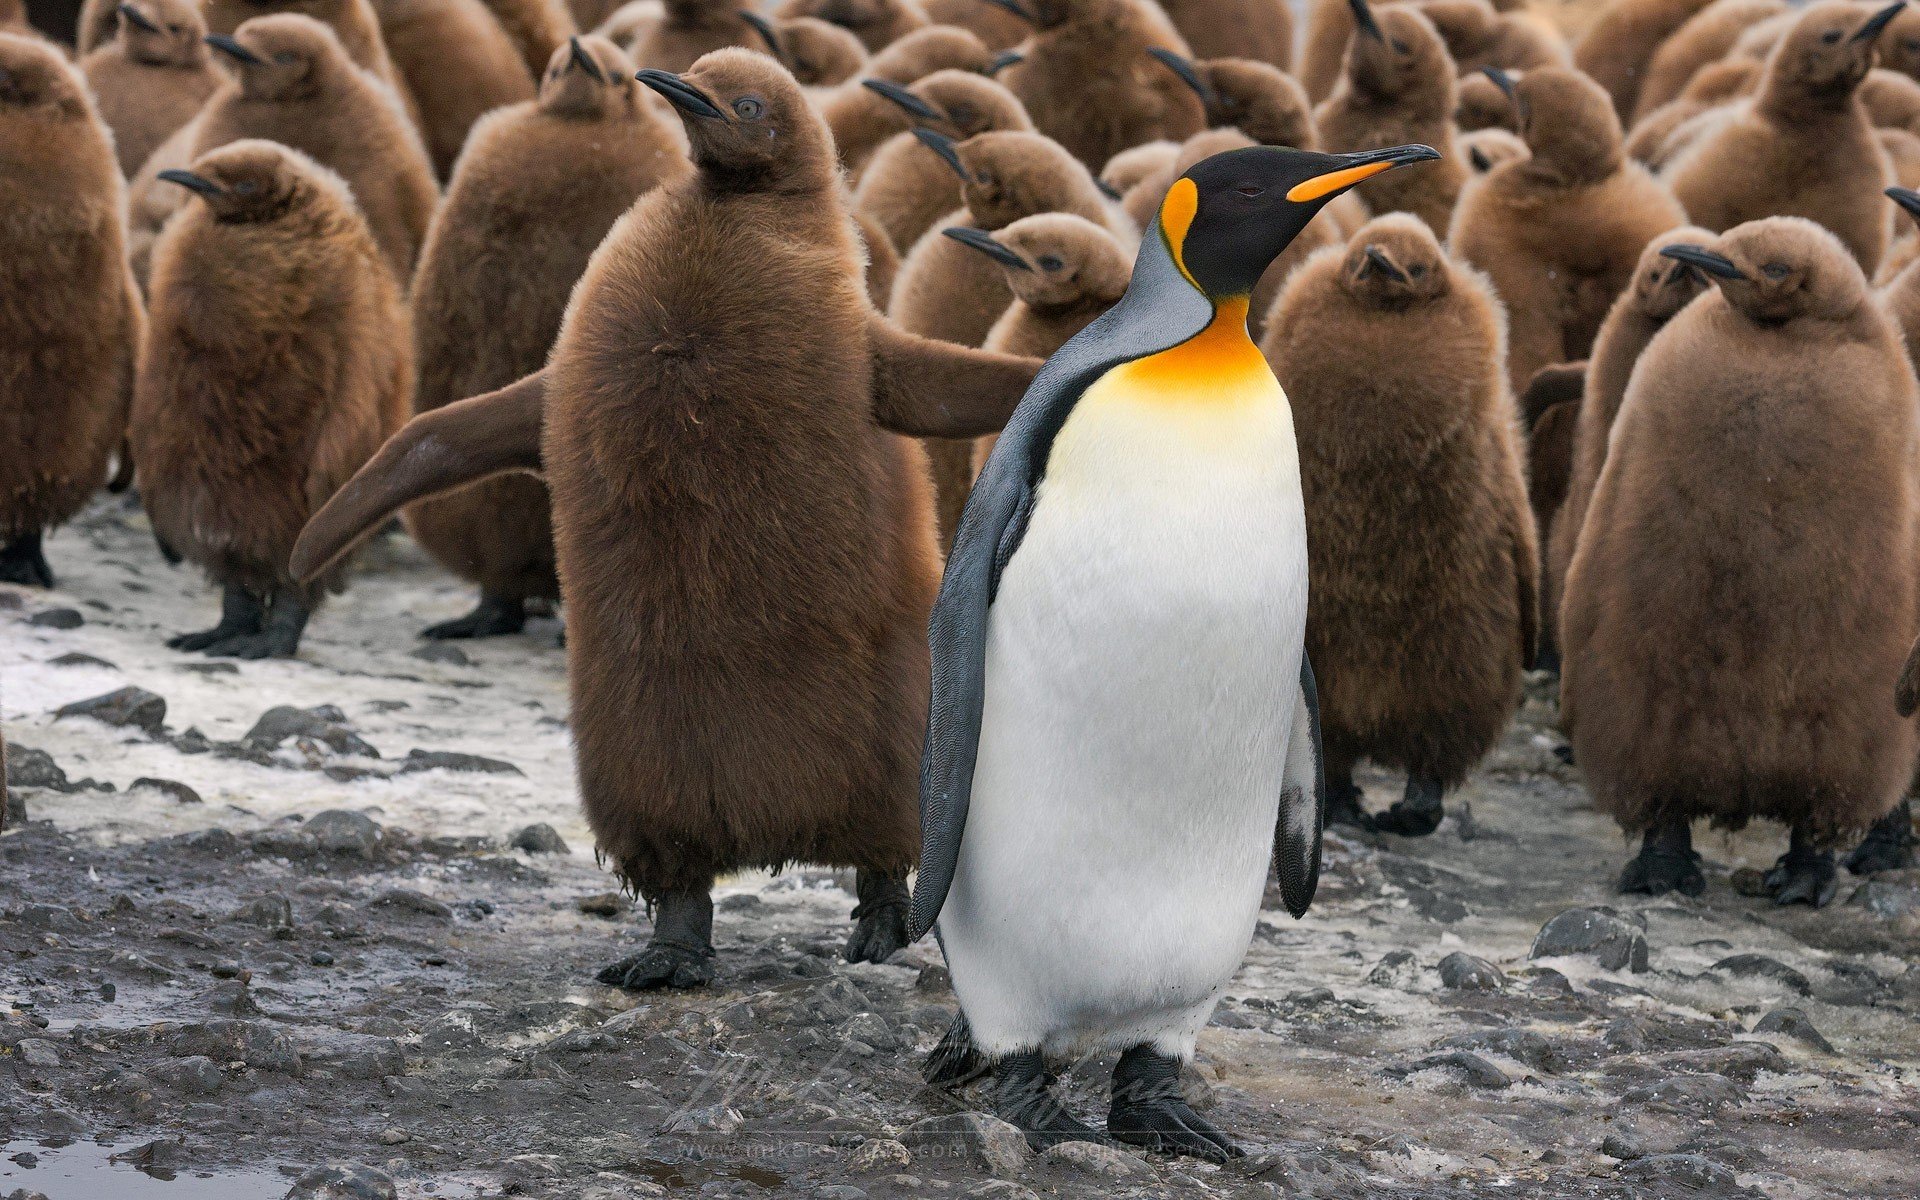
[1274,656,1327,918]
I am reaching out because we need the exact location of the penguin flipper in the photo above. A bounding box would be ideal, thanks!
[289,370,547,584]
[866,313,1042,439]
[1274,656,1327,919]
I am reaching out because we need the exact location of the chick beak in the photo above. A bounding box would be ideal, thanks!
[913,127,971,182]
[985,50,1023,76]
[862,78,943,122]
[738,11,782,60]
[157,168,224,198]
[1363,245,1409,283]
[636,68,725,119]
[204,33,265,66]
[568,36,605,83]
[1148,48,1214,110]
[979,0,1036,22]
[1853,1,1906,44]
[118,3,161,34]
[1348,0,1385,43]
[1888,185,1920,229]
[1659,244,1746,280]
[943,226,1032,270]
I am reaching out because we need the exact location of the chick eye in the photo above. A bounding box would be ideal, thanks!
[1390,38,1409,53]
[1822,29,1844,44]
[1907,38,1920,52]
[1762,262,1790,279]
[1037,254,1065,271]
[733,96,765,120]
[1408,264,1426,277]
[273,51,297,64]
[1235,184,1264,198]
[233,180,257,195]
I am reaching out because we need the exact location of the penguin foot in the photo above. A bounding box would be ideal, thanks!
[599,889,716,990]
[1370,775,1446,838]
[1846,800,1915,875]
[923,1012,989,1087]
[844,869,910,964]
[1323,779,1372,831]
[422,593,526,640]
[1108,1045,1243,1162]
[169,586,266,652]
[1618,820,1705,897]
[1764,835,1838,908]
[205,629,302,660]
[0,532,54,588]
[992,1051,1108,1151]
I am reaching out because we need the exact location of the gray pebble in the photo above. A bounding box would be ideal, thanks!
[1438,951,1505,990]
[55,686,166,735]
[510,823,569,855]
[27,608,83,629]
[1530,907,1649,972]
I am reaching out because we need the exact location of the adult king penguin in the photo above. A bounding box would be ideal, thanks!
[911,140,1440,1158]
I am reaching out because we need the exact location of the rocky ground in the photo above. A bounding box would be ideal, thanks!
[3,497,1919,1200]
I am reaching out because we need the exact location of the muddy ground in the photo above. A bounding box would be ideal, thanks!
[3,496,1919,1200]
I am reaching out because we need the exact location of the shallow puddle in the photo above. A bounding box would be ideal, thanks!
[0,1140,289,1199]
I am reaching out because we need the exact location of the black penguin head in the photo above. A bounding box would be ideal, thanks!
[1660,217,1867,326]
[1158,143,1440,300]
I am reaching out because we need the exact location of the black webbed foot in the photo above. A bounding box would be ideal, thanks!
[1371,774,1446,838]
[207,591,310,660]
[1846,800,1915,875]
[0,531,54,588]
[992,1050,1109,1151]
[1323,769,1372,831]
[169,585,265,652]
[598,889,716,991]
[422,592,526,640]
[1618,819,1705,897]
[1108,1045,1243,1162]
[1765,829,1838,908]
[844,869,909,964]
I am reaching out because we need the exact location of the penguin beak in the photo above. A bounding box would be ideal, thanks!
[985,50,1023,76]
[738,10,782,59]
[1853,1,1905,44]
[863,77,943,122]
[1468,144,1492,172]
[157,168,224,198]
[943,226,1032,270]
[1348,0,1385,43]
[1362,245,1409,283]
[914,127,972,182]
[117,3,161,33]
[1286,143,1441,203]
[1888,185,1920,228]
[1095,176,1123,200]
[1482,66,1517,102]
[205,33,265,66]
[568,36,605,83]
[979,0,1036,22]
[636,69,725,119]
[1660,244,1746,280]
[1148,48,1213,109]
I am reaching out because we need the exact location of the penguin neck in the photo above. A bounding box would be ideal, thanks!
[1121,295,1270,394]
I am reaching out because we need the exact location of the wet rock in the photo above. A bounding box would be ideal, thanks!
[408,643,470,666]
[1529,907,1649,972]
[230,894,294,929]
[1438,952,1505,990]
[1227,1150,1366,1189]
[1622,1073,1746,1111]
[1038,1140,1149,1179]
[370,889,453,921]
[167,1020,302,1074]
[303,810,383,858]
[1619,1153,1738,1192]
[575,892,629,918]
[960,1184,1038,1200]
[17,1039,60,1068]
[398,749,521,776]
[1847,879,1920,919]
[205,978,262,1016]
[1404,885,1470,923]
[1366,949,1422,988]
[660,1104,742,1133]
[284,1163,398,1200]
[246,706,378,757]
[130,777,202,805]
[178,661,239,675]
[902,1112,1032,1177]
[1656,1042,1787,1082]
[295,1030,404,1080]
[1603,1017,1650,1054]
[510,823,569,855]
[55,686,165,735]
[110,1140,189,1172]
[1754,1007,1834,1053]
[27,607,83,629]
[1600,1133,1646,1160]
[849,1139,911,1171]
[1395,1050,1511,1089]
[1709,954,1811,995]
[48,651,114,667]
[151,1055,225,1095]
[1438,1029,1560,1074]
[1523,966,1574,994]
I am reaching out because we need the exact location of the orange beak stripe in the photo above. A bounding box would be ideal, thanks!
[1286,160,1395,203]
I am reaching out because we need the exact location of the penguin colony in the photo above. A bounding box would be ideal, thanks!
[4,0,1920,1161]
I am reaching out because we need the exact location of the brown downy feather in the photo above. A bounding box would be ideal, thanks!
[77,0,126,53]
[203,0,412,95]
[920,0,1030,50]
[80,0,221,177]
[1880,4,1920,83]
[1573,0,1718,122]
[1883,126,1920,190]
[1543,224,1709,668]
[628,0,754,70]
[476,0,577,75]
[1461,123,1527,172]
[1457,67,1517,132]
[994,0,1207,171]
[1518,360,1583,560]
[1623,55,1758,168]
[134,141,410,635]
[773,0,928,53]
[1155,0,1294,72]
[131,15,439,288]
[1562,217,1920,840]
[1631,0,1785,123]
[0,35,143,581]
[1263,213,1536,800]
[744,14,868,87]
[404,36,683,632]
[814,24,991,174]
[854,70,1030,256]
[1663,2,1900,274]
[1450,66,1688,394]
[1315,1,1467,234]
[370,0,536,179]
[1415,0,1568,76]
[854,207,900,307]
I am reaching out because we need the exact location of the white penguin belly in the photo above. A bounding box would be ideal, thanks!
[941,366,1308,1059]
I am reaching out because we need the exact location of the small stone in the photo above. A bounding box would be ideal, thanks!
[1400,1050,1511,1089]
[1753,1007,1834,1053]
[398,749,521,776]
[284,1163,398,1200]
[1366,949,1422,988]
[915,964,953,993]
[509,823,569,855]
[960,1183,1039,1200]
[1709,953,1811,995]
[1600,1133,1645,1160]
[130,777,202,805]
[1622,1074,1746,1111]
[303,810,383,857]
[849,1139,911,1172]
[1620,1153,1739,1192]
[1438,951,1505,990]
[177,661,239,675]
[28,608,83,629]
[370,889,454,920]
[167,1019,302,1074]
[246,706,379,757]
[4,746,67,790]
[18,1039,60,1069]
[903,1112,1033,1177]
[661,1104,742,1134]
[152,1055,225,1096]
[408,643,470,666]
[1529,907,1649,972]
[230,894,294,928]
[814,1188,867,1200]
[48,651,114,668]
[1039,1140,1149,1178]
[375,1129,410,1146]
[55,686,166,735]
[310,951,335,967]
[1847,879,1920,919]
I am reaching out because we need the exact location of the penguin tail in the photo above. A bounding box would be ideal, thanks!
[922,1012,989,1087]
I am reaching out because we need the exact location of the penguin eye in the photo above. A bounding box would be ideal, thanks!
[1235,184,1264,198]
[273,51,298,64]
[1822,29,1844,44]
[733,95,766,120]
[1906,38,1920,53]
[1762,262,1791,280]
[233,180,257,195]
[1390,38,1409,53]
[1408,264,1426,277]
[1037,254,1065,271]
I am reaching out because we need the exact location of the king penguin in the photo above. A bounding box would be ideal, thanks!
[910,140,1441,1158]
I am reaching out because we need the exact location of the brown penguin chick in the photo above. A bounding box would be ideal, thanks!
[1154,0,1294,73]
[888,127,1130,547]
[1883,125,1920,189]
[570,0,624,29]
[1315,0,1467,235]
[134,140,410,657]
[369,0,536,179]
[403,35,682,639]
[592,0,660,47]
[1861,65,1920,131]
[773,0,928,54]
[1880,1,1920,80]
[626,0,754,70]
[0,34,143,589]
[1516,359,1583,574]
[1623,55,1759,168]
[854,207,900,306]
[1451,66,1688,394]
[289,49,1041,987]
[1414,0,1568,77]
[77,0,125,53]
[134,15,439,286]
[81,0,221,177]
[1300,0,1369,102]
[1877,186,1920,345]
[1456,65,1517,131]
[1561,218,1920,904]
[1461,123,1526,171]
[813,23,991,173]
[854,69,1030,255]
[204,0,410,92]
[922,0,1029,50]
[740,12,866,87]
[1100,138,1178,194]
[476,0,577,76]
[1573,0,1718,121]
[990,0,1208,172]
[1153,51,1315,149]
[1631,0,1785,123]
[1664,2,1903,275]
[1262,212,1536,837]
[1542,224,1710,668]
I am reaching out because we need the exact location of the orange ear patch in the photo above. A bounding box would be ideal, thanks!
[1159,177,1200,288]
[1286,160,1394,203]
